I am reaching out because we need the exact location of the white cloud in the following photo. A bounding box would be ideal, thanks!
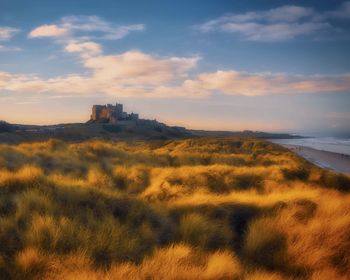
[0,51,200,98]
[0,27,20,52]
[28,24,68,38]
[199,6,317,32]
[84,51,199,85]
[103,24,145,40]
[60,15,145,40]
[0,27,19,41]
[1,62,350,99]
[220,21,331,42]
[264,6,317,22]
[65,41,102,57]
[186,71,350,96]
[60,15,111,32]
[28,16,144,41]
[5,9,350,99]
[196,3,350,41]
[28,16,145,58]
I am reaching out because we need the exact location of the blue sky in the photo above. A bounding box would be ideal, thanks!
[1,0,350,136]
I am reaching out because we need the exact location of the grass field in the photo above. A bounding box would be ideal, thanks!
[0,137,349,279]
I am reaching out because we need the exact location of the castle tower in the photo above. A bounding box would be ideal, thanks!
[116,103,123,119]
[91,105,103,121]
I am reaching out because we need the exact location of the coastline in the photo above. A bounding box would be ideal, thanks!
[282,144,350,174]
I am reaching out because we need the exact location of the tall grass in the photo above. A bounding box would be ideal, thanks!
[0,137,349,279]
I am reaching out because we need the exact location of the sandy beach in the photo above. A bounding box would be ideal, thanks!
[283,144,350,174]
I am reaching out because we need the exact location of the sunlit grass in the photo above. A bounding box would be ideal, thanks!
[0,137,349,279]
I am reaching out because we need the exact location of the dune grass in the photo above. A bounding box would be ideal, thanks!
[0,137,349,279]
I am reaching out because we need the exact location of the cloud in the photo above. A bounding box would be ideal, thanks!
[28,16,145,58]
[0,27,19,41]
[0,71,48,93]
[0,50,200,98]
[220,22,330,42]
[5,10,350,99]
[65,41,102,57]
[0,26,21,52]
[60,15,144,40]
[199,6,317,32]
[103,24,145,40]
[84,51,199,85]
[28,16,144,41]
[1,61,350,99]
[186,71,350,96]
[196,3,350,41]
[29,24,68,38]
[262,5,317,22]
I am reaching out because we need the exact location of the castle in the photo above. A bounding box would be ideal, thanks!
[90,102,139,124]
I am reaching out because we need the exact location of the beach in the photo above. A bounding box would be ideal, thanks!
[283,144,350,174]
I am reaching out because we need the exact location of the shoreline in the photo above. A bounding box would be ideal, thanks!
[282,144,350,174]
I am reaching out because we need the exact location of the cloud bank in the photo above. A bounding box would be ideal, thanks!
[196,2,350,41]
[0,50,200,98]
[1,54,349,98]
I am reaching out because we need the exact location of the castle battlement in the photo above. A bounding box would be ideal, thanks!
[90,102,139,124]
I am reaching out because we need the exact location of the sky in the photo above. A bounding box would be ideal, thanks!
[1,0,350,136]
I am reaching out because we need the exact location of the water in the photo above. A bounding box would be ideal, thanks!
[270,137,350,156]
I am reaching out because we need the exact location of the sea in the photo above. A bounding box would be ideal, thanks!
[270,137,350,156]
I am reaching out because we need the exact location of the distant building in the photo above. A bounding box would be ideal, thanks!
[130,113,139,120]
[90,102,139,124]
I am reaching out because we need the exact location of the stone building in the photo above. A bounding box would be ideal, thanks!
[90,102,139,123]
[116,103,123,119]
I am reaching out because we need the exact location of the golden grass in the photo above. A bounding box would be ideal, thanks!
[0,137,349,279]
[45,245,242,280]
[0,165,44,189]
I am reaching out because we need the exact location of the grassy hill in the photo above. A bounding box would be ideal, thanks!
[0,138,349,279]
[0,121,14,133]
[0,121,301,144]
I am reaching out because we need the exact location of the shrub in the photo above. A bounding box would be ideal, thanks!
[15,189,55,221]
[15,247,51,279]
[233,173,263,190]
[113,165,150,193]
[87,167,113,189]
[178,213,233,250]
[204,250,242,279]
[245,270,287,280]
[244,217,288,271]
[319,171,350,192]
[282,165,310,181]
[0,216,23,257]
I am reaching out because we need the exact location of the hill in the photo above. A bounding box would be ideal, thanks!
[0,137,349,279]
[0,120,301,144]
[0,121,15,133]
